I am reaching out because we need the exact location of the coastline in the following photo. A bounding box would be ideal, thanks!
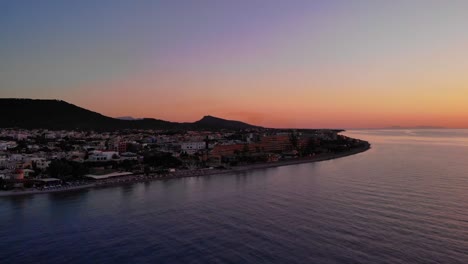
[0,143,370,198]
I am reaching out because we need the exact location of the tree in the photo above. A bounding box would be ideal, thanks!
[144,166,150,176]
[289,131,299,150]
[0,178,5,190]
[120,159,137,171]
[242,144,250,155]
[47,159,73,179]
[47,159,89,180]
[143,152,182,168]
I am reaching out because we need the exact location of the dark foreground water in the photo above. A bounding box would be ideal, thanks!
[1,129,468,264]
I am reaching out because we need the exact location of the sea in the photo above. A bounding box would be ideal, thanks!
[1,129,468,264]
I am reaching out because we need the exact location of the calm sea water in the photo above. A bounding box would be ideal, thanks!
[1,129,468,264]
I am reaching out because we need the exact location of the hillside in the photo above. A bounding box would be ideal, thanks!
[0,99,260,131]
[193,115,258,130]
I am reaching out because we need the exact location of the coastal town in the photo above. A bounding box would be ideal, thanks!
[0,127,369,194]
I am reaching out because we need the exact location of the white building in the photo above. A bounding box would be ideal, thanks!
[30,158,51,170]
[120,152,138,161]
[10,154,25,162]
[45,132,56,139]
[0,156,7,168]
[181,142,206,154]
[88,151,119,161]
[0,141,17,151]
[16,133,28,141]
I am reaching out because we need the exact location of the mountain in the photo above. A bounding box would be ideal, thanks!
[0,99,260,131]
[384,125,445,129]
[193,115,258,130]
[116,116,142,121]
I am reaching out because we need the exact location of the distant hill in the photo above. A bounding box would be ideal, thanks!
[384,125,445,129]
[116,116,143,121]
[193,115,258,130]
[0,99,260,131]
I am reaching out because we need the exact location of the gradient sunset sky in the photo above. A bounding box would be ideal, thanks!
[1,0,468,128]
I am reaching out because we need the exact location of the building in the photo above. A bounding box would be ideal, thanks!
[10,154,25,162]
[107,137,121,151]
[117,142,128,153]
[45,132,56,139]
[16,133,28,141]
[120,152,138,160]
[0,141,17,151]
[88,151,119,161]
[210,144,247,158]
[30,158,51,170]
[210,135,298,159]
[255,135,292,153]
[181,141,206,155]
[11,168,24,180]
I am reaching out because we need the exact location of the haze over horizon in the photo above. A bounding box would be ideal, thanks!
[2,0,468,129]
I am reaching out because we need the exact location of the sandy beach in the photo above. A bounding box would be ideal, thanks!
[0,144,370,198]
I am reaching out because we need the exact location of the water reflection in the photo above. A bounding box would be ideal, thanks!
[119,184,136,197]
[4,195,34,211]
[47,189,90,202]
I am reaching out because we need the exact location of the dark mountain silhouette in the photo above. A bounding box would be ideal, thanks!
[0,99,260,131]
[384,125,445,129]
[193,115,258,130]
[116,116,142,121]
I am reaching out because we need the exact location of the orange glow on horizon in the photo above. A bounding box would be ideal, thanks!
[56,65,468,129]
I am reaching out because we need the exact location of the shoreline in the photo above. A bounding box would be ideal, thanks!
[0,143,370,198]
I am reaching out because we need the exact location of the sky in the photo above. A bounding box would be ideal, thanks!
[1,0,468,128]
